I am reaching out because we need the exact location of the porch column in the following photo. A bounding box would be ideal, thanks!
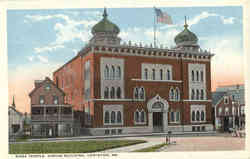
[233,116,235,128]
[44,106,46,121]
[163,111,168,132]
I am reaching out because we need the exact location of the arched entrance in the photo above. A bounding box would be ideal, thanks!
[147,95,169,133]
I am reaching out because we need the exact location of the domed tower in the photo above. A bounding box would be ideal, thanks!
[174,17,199,51]
[89,8,121,45]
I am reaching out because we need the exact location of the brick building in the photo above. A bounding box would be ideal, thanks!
[29,77,74,137]
[213,85,245,131]
[53,8,214,135]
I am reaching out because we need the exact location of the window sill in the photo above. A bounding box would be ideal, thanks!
[134,122,147,125]
[104,123,123,126]
[169,100,181,102]
[169,121,181,124]
[131,78,182,83]
[191,121,206,123]
[95,98,132,101]
[132,99,145,102]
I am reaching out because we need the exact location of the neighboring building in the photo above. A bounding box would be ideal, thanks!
[29,77,74,137]
[8,97,24,137]
[23,112,32,136]
[212,84,245,131]
[53,8,214,136]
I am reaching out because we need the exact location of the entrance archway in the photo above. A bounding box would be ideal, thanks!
[147,95,169,133]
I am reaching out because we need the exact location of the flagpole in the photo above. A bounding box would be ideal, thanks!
[154,7,156,48]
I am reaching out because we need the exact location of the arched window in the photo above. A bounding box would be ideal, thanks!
[191,89,195,100]
[111,111,116,123]
[116,87,121,99]
[200,89,204,100]
[201,111,205,121]
[134,87,139,99]
[169,88,175,100]
[196,111,200,121]
[104,65,109,80]
[196,71,199,81]
[196,89,199,100]
[175,88,180,101]
[225,107,229,115]
[111,65,115,80]
[135,111,139,122]
[201,71,204,82]
[192,70,195,81]
[39,95,45,104]
[152,69,156,80]
[117,111,122,123]
[219,107,222,116]
[192,111,196,121]
[167,69,171,80]
[110,87,115,98]
[140,87,145,99]
[116,66,121,80]
[104,111,109,123]
[141,111,145,122]
[104,87,109,99]
[144,68,148,80]
[160,69,163,80]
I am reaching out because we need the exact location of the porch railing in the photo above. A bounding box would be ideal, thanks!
[31,114,73,121]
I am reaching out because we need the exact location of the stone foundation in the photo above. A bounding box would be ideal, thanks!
[82,124,214,136]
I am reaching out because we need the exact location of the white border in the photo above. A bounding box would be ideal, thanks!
[1,0,249,159]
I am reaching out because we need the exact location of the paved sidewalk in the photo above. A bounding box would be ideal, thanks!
[99,137,165,153]
[158,136,245,152]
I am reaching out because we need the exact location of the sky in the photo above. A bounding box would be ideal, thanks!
[7,6,244,113]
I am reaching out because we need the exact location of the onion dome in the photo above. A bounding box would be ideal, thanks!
[174,17,198,46]
[91,8,120,35]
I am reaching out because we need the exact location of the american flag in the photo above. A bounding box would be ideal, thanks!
[154,8,173,24]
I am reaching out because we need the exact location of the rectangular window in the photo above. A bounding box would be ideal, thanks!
[170,112,175,122]
[176,112,180,122]
[197,126,200,131]
[84,60,91,100]
[192,126,196,132]
[202,126,205,131]
[53,96,59,104]
[118,129,122,134]
[105,129,110,135]
[111,129,116,135]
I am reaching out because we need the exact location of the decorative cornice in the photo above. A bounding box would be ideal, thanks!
[85,43,214,59]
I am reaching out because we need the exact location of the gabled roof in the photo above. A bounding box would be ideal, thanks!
[212,91,227,106]
[29,77,65,97]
